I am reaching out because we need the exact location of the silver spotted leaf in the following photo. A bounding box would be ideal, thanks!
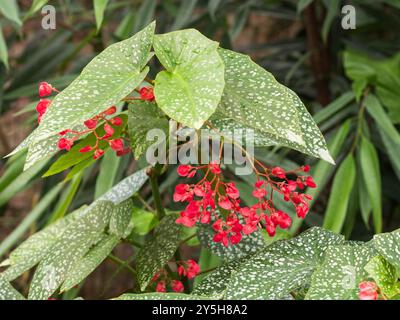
[60,234,119,292]
[1,206,84,281]
[136,214,181,291]
[373,228,400,270]
[127,100,169,159]
[114,293,210,300]
[0,276,25,300]
[28,200,114,300]
[225,227,344,299]
[98,168,148,204]
[192,259,244,298]
[10,22,155,167]
[154,29,225,129]
[209,48,334,164]
[306,245,376,300]
[109,199,134,238]
[197,222,265,262]
[364,255,400,298]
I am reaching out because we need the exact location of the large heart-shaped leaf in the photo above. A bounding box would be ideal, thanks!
[209,48,333,164]
[153,29,225,129]
[306,245,376,300]
[109,199,134,238]
[136,215,181,290]
[225,227,344,299]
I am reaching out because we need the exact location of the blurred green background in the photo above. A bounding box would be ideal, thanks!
[0,0,400,298]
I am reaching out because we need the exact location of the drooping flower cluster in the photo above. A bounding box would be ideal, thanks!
[57,106,130,159]
[35,82,57,123]
[42,83,155,159]
[174,161,316,246]
[358,281,379,300]
[152,259,200,293]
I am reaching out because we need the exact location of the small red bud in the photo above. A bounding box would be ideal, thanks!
[38,82,53,97]
[104,106,117,115]
[84,118,98,129]
[93,149,104,159]
[79,145,92,153]
[110,117,123,126]
[104,123,114,135]
[109,139,124,151]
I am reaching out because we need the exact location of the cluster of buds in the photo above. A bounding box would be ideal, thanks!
[35,82,58,123]
[57,106,130,159]
[174,162,316,246]
[152,259,200,293]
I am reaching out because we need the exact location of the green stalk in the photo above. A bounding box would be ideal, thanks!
[148,164,166,219]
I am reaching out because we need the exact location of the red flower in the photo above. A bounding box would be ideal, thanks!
[252,188,266,199]
[104,106,117,115]
[79,145,92,153]
[225,182,239,199]
[171,280,184,293]
[209,162,221,174]
[265,224,276,237]
[38,82,53,97]
[271,211,292,229]
[104,123,114,135]
[156,281,166,293]
[272,167,286,179]
[358,281,378,300]
[109,139,124,151]
[177,164,192,177]
[36,99,51,115]
[93,149,104,159]
[116,147,131,157]
[173,184,193,202]
[305,176,316,188]
[295,204,309,218]
[110,117,122,126]
[84,118,97,129]
[218,196,232,210]
[139,87,155,101]
[302,165,310,172]
[57,138,73,151]
[178,260,200,279]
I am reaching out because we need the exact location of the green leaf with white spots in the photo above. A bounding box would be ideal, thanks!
[109,199,134,238]
[225,227,344,299]
[1,206,84,281]
[98,168,148,204]
[28,201,114,300]
[209,48,333,164]
[61,234,119,292]
[197,222,265,262]
[11,22,155,161]
[193,259,243,297]
[153,29,225,129]
[306,245,376,300]
[0,276,25,300]
[365,256,400,298]
[373,229,400,270]
[114,293,210,300]
[127,100,169,159]
[136,215,181,291]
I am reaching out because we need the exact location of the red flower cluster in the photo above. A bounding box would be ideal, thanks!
[173,162,316,246]
[35,82,57,123]
[57,106,130,159]
[152,259,200,293]
[358,281,379,300]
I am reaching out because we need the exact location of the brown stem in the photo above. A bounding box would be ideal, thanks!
[303,1,331,106]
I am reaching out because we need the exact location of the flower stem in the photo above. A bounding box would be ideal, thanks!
[147,164,166,220]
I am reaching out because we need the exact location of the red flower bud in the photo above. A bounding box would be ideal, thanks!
[305,176,316,188]
[139,87,155,101]
[93,149,104,159]
[57,138,73,151]
[38,82,53,97]
[271,167,286,179]
[110,117,123,126]
[104,106,116,115]
[171,280,184,293]
[104,123,114,135]
[109,139,124,151]
[84,118,98,129]
[79,145,92,153]
[36,99,51,115]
